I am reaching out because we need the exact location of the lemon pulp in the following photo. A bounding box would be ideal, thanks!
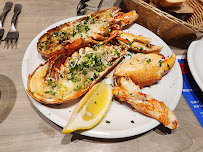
[62,81,112,134]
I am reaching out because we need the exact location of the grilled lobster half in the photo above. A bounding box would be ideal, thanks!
[27,44,127,104]
[37,7,138,58]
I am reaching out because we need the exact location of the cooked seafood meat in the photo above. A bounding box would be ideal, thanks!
[113,76,179,129]
[37,7,138,57]
[27,44,127,104]
[114,53,176,87]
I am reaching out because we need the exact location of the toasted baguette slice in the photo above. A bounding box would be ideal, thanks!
[27,44,127,104]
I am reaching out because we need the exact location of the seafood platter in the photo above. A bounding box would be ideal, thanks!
[22,7,183,138]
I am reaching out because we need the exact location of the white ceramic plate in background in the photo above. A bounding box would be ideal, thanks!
[22,16,183,139]
[187,39,203,92]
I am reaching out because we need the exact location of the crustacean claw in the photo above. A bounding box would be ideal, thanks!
[161,53,176,76]
[115,31,163,53]
[113,53,176,87]
[111,10,139,30]
[86,30,120,45]
[113,76,179,129]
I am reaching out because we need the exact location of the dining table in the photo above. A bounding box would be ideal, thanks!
[0,0,203,152]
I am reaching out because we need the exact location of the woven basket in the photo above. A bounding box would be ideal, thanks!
[123,0,203,40]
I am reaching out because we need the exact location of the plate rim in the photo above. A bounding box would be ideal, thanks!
[187,39,203,92]
[21,16,183,139]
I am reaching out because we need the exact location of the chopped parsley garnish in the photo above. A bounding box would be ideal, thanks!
[96,43,102,48]
[59,31,67,37]
[76,24,82,32]
[105,120,111,123]
[45,90,56,96]
[38,41,47,51]
[57,38,62,42]
[140,47,143,51]
[106,27,110,32]
[167,63,170,69]
[48,80,52,85]
[84,16,90,24]
[115,49,120,56]
[51,84,57,89]
[126,42,131,45]
[93,72,98,79]
[52,31,59,37]
[85,26,90,32]
[73,85,82,91]
[72,29,76,37]
[60,74,63,78]
[92,45,96,50]
[126,38,131,46]
[91,18,95,24]
[146,58,151,64]
[158,60,162,67]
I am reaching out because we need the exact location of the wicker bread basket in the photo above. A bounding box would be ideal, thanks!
[123,0,203,41]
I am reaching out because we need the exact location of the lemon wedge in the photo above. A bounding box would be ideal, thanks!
[62,81,112,134]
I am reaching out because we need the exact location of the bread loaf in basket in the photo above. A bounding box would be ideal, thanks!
[123,0,203,41]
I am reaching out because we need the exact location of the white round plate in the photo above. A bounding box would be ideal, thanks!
[22,16,183,139]
[187,39,203,92]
